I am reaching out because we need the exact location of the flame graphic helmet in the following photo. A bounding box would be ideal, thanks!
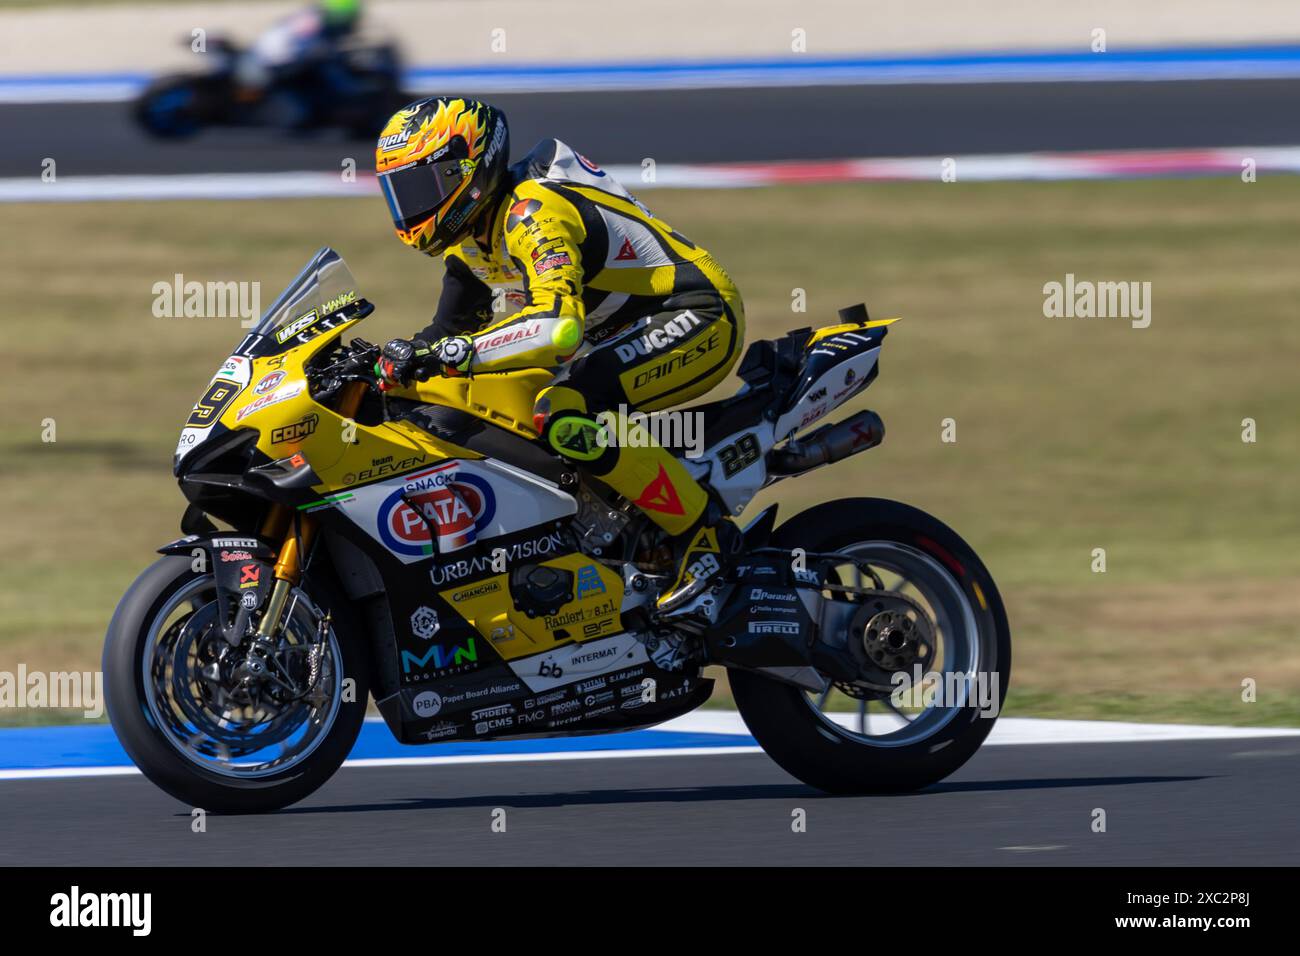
[375,97,510,256]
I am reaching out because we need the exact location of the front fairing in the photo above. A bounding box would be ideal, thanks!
[173,247,368,475]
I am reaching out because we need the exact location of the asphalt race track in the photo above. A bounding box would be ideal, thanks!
[2,736,1297,866]
[3,80,1300,177]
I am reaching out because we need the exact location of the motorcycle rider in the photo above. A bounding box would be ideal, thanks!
[373,97,744,613]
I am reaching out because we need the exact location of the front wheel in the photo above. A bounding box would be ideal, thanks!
[730,498,1010,794]
[133,75,208,139]
[103,556,369,812]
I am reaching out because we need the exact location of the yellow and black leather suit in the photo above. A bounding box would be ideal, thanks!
[414,139,746,535]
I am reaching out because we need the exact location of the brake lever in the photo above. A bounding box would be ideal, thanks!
[315,367,380,402]
[313,339,383,402]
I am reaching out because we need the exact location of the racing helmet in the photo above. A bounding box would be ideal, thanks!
[375,97,510,256]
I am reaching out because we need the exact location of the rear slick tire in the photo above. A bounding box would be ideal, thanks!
[730,498,1010,794]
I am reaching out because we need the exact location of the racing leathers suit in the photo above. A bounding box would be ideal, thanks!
[411,139,745,538]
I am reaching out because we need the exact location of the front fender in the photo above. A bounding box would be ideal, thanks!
[157,532,276,561]
[157,533,277,643]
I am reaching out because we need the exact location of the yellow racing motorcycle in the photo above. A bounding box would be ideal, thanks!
[103,248,1010,811]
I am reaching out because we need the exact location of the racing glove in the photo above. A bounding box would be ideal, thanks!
[375,336,474,391]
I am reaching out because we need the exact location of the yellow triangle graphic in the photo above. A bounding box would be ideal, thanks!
[690,526,720,552]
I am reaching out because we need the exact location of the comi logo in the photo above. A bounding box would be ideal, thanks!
[401,638,479,674]
[270,413,318,444]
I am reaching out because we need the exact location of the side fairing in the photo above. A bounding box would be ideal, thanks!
[306,457,707,745]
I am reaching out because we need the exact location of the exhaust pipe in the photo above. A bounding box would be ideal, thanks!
[767,409,884,476]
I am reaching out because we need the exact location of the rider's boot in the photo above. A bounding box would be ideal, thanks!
[654,501,742,615]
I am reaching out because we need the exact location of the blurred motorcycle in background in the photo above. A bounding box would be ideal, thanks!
[133,23,403,140]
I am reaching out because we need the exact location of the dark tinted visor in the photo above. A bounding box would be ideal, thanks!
[379,155,467,231]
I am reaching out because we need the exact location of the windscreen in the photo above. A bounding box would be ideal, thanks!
[242,247,363,355]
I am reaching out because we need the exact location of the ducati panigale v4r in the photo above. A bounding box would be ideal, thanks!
[104,248,1010,812]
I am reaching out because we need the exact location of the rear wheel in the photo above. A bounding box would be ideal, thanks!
[730,498,1010,793]
[103,556,369,812]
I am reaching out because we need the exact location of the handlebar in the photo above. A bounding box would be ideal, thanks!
[311,338,381,403]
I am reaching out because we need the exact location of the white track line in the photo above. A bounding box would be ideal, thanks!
[4,146,1300,203]
[658,711,1300,744]
[339,745,765,770]
[0,766,142,781]
[0,746,763,781]
[0,171,376,203]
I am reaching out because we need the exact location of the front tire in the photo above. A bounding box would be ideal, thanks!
[133,76,207,139]
[730,498,1010,794]
[103,556,369,812]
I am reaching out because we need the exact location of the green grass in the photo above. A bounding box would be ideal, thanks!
[2,178,1298,727]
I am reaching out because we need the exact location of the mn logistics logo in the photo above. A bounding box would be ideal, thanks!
[401,636,479,675]
[50,886,151,936]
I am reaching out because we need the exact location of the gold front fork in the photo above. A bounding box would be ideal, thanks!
[254,381,367,638]
[255,513,315,638]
